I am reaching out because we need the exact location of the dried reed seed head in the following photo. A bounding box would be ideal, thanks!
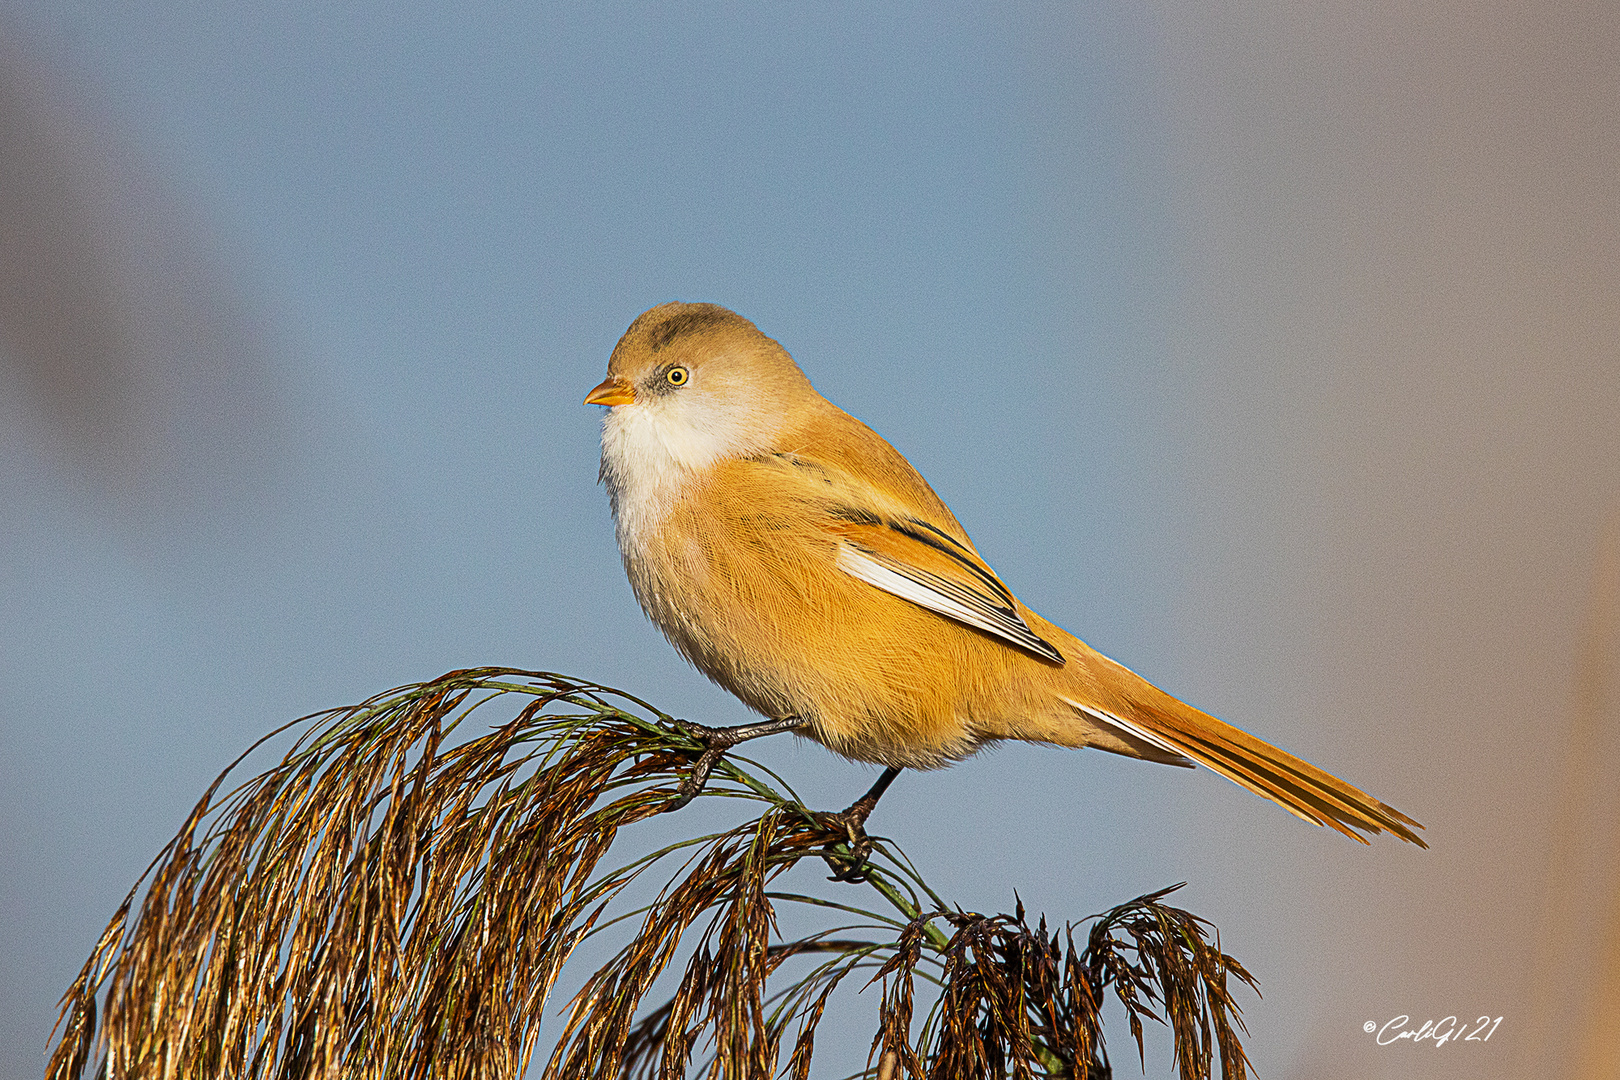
[49,667,1256,1080]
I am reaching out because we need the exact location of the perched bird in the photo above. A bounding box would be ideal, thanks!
[586,302,1425,849]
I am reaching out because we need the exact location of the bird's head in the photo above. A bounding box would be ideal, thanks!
[586,302,816,476]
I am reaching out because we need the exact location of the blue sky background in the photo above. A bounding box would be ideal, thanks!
[4,2,1618,1078]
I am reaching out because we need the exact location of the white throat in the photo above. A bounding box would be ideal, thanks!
[599,399,753,546]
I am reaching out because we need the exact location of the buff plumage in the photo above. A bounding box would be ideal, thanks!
[588,302,1424,846]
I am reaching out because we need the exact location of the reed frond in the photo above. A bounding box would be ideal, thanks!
[47,667,1256,1079]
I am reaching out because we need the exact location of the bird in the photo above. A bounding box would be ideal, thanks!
[585,301,1425,853]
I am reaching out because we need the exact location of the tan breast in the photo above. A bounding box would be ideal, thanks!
[619,458,1067,768]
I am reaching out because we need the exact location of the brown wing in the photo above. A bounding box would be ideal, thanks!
[762,401,1066,663]
[828,516,1064,663]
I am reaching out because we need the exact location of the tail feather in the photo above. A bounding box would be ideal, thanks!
[1059,658,1427,847]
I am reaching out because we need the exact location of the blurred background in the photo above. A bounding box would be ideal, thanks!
[2,1,1616,1077]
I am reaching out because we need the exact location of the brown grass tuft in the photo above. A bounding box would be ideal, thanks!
[47,667,1256,1079]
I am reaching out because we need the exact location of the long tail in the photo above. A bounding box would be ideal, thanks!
[1058,651,1427,847]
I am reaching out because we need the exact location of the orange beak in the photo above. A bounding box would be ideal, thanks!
[584,375,636,407]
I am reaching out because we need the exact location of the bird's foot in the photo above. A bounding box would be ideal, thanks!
[661,716,804,812]
[663,721,729,812]
[812,766,901,882]
[815,813,875,882]
[814,803,879,883]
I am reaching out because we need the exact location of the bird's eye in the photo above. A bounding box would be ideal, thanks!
[666,366,690,386]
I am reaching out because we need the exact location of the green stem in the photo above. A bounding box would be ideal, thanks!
[862,869,950,953]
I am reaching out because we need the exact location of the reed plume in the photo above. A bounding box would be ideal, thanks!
[48,667,1256,1079]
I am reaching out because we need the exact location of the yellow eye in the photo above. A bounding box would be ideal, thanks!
[666,366,689,386]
